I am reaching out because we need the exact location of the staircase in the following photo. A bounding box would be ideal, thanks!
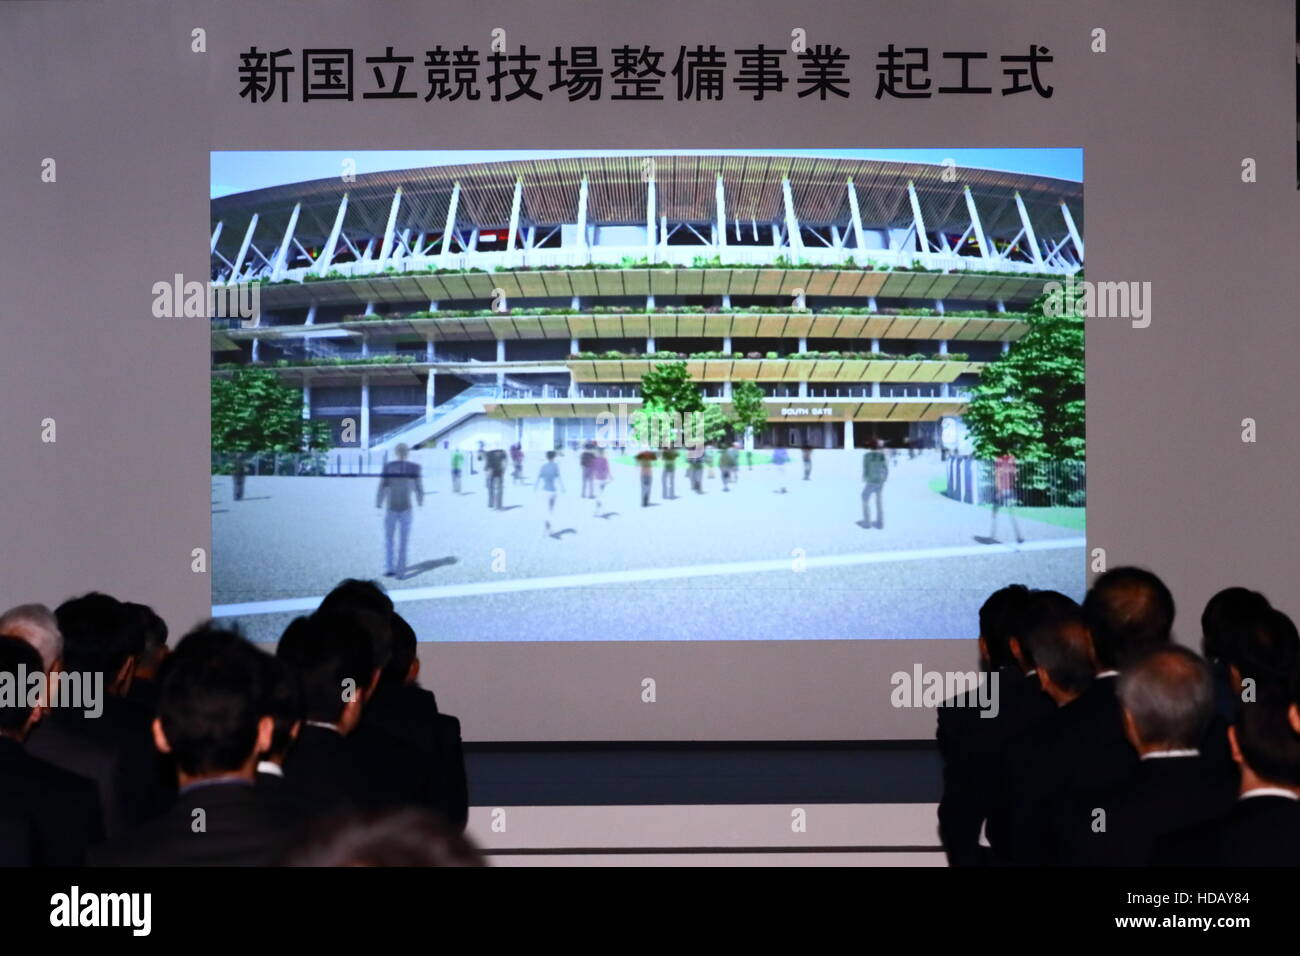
[368,384,499,452]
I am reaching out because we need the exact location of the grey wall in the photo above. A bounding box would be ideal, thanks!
[1,0,1296,743]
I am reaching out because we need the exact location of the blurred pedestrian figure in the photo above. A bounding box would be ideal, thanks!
[801,445,813,480]
[510,443,525,484]
[861,439,889,529]
[772,446,789,493]
[989,452,1023,544]
[688,444,705,493]
[376,443,424,578]
[231,452,247,501]
[484,446,507,510]
[534,450,566,536]
[450,447,464,494]
[635,449,657,507]
[661,447,678,499]
[719,444,736,492]
[592,447,612,514]
[580,442,596,498]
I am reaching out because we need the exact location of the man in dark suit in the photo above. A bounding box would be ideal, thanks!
[1058,645,1237,865]
[254,652,303,827]
[1156,696,1300,866]
[991,590,1115,864]
[91,626,284,866]
[0,636,104,865]
[937,584,1054,866]
[361,612,469,831]
[26,592,174,838]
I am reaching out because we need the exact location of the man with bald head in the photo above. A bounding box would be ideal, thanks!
[1058,645,1237,865]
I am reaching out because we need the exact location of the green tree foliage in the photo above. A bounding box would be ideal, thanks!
[212,368,331,454]
[962,290,1085,461]
[639,361,704,418]
[686,403,732,447]
[729,379,767,441]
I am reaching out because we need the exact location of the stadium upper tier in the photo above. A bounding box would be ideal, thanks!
[210,154,1084,296]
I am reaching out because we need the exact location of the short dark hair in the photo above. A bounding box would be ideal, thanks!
[381,613,417,688]
[157,626,270,776]
[318,581,395,677]
[280,613,373,723]
[1118,645,1214,749]
[1083,567,1174,669]
[259,653,302,761]
[0,636,43,735]
[123,602,168,654]
[1021,591,1093,695]
[1226,609,1299,698]
[55,592,142,677]
[281,808,485,867]
[1201,587,1272,663]
[979,584,1031,670]
[1234,699,1300,787]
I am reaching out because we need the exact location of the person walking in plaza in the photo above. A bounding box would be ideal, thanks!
[484,445,507,510]
[580,442,596,498]
[230,452,247,501]
[989,451,1024,544]
[591,446,612,514]
[661,447,678,500]
[687,444,705,493]
[635,449,657,507]
[772,446,789,493]
[801,444,814,480]
[719,443,736,492]
[534,450,566,536]
[450,447,464,494]
[861,439,889,529]
[376,443,424,579]
[510,443,525,484]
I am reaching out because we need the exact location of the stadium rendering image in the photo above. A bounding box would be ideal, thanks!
[210,150,1085,643]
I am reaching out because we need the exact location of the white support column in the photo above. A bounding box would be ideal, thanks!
[425,372,435,421]
[963,186,991,261]
[507,178,523,266]
[723,335,732,354]
[646,176,656,262]
[229,213,259,283]
[377,188,402,265]
[271,203,301,281]
[426,339,435,362]
[872,381,881,398]
[1060,201,1084,262]
[646,337,656,354]
[871,338,880,352]
[305,304,317,325]
[210,221,224,254]
[496,339,505,362]
[570,337,579,354]
[1001,340,1011,355]
[906,181,929,254]
[302,382,312,423]
[938,340,949,355]
[316,195,349,276]
[360,334,369,357]
[781,178,803,251]
[360,376,371,449]
[798,381,808,397]
[576,176,589,258]
[660,215,669,252]
[715,174,727,250]
[1014,192,1043,266]
[798,336,807,352]
[868,297,879,312]
[843,418,854,450]
[440,182,461,259]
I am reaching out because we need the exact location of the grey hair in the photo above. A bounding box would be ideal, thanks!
[1117,645,1213,749]
[0,603,63,670]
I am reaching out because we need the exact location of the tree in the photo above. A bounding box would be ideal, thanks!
[729,379,767,444]
[686,403,731,447]
[640,361,704,418]
[211,368,331,455]
[961,289,1085,461]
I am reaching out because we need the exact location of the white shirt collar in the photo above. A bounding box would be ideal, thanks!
[1140,748,1199,761]
[256,760,283,777]
[1241,787,1300,801]
[1096,670,1120,679]
[304,720,342,734]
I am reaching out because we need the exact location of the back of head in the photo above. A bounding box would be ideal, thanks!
[1117,645,1214,750]
[978,584,1031,671]
[55,592,143,679]
[318,581,395,676]
[1021,590,1094,696]
[157,626,270,777]
[282,808,485,867]
[1229,609,1299,699]
[1201,587,1272,663]
[0,635,44,738]
[259,652,303,762]
[381,613,418,688]
[280,613,373,724]
[1083,567,1174,670]
[1234,698,1300,788]
[0,603,62,671]
[123,602,168,661]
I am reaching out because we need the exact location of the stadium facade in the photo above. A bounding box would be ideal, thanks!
[210,153,1083,459]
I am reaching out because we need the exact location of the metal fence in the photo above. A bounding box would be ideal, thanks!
[944,457,1086,508]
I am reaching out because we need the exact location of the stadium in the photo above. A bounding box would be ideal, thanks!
[210,153,1084,461]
